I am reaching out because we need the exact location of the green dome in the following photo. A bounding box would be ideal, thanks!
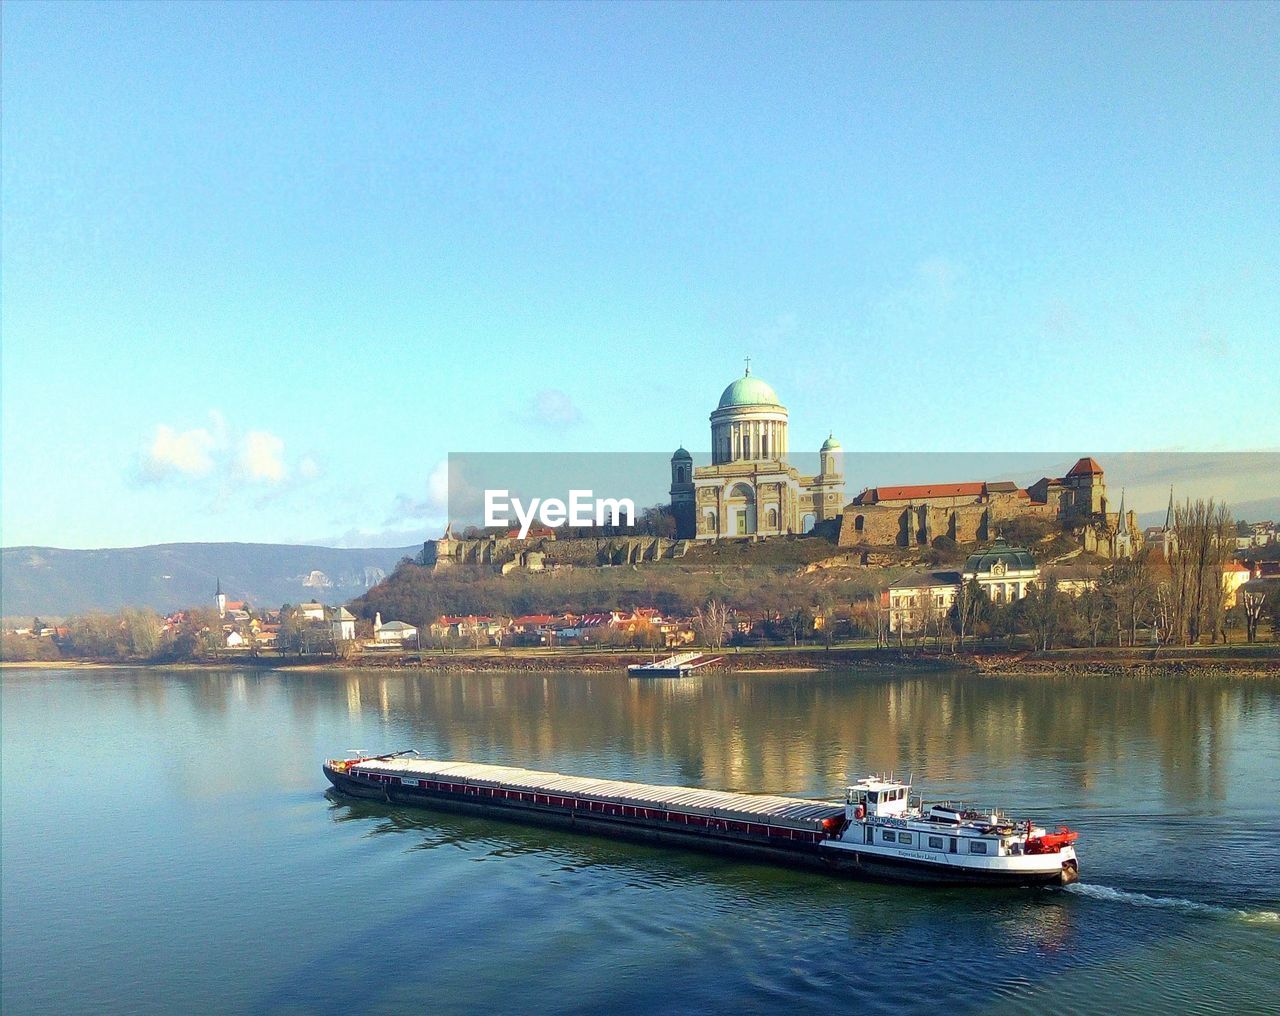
[672,446,692,461]
[821,433,841,451]
[962,538,1038,575]
[717,373,781,409]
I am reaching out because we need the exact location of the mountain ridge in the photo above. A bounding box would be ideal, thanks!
[1,541,418,616]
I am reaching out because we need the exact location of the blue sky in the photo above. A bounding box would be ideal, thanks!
[3,2,1277,548]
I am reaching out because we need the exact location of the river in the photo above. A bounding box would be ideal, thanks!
[2,666,1277,1014]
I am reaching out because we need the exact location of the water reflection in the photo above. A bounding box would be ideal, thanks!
[48,666,1279,810]
[325,669,1277,807]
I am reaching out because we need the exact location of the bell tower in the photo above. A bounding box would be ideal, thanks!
[669,447,695,539]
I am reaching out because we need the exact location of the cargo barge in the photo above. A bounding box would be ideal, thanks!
[324,751,1079,887]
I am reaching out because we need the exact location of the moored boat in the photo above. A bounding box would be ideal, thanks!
[323,753,1079,887]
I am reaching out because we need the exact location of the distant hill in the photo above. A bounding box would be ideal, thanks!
[1137,496,1280,530]
[1,542,417,617]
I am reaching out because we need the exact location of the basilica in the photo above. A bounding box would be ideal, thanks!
[669,364,844,540]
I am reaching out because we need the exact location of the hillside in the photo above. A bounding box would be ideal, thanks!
[352,537,908,629]
[1,542,415,616]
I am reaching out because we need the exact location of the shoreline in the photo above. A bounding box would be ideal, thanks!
[4,644,1278,677]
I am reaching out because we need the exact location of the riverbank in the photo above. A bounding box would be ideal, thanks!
[5,643,1279,676]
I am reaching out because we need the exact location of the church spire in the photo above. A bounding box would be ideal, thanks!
[216,576,221,596]
[1164,486,1175,530]
[1118,489,1129,536]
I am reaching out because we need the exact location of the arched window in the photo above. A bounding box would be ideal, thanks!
[854,515,865,532]
[766,508,778,529]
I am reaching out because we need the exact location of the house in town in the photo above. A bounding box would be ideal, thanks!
[328,607,356,641]
[430,615,504,645]
[885,571,963,634]
[372,612,418,644]
[963,539,1041,604]
[882,540,1043,633]
[1223,562,1252,609]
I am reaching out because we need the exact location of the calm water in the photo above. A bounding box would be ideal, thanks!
[3,667,1278,1015]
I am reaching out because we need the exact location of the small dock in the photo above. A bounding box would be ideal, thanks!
[626,651,722,677]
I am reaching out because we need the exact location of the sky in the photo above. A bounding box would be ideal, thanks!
[2,2,1277,549]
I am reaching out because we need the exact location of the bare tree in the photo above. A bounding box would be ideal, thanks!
[1076,587,1107,648]
[1168,499,1234,645]
[1242,590,1266,644]
[694,598,730,650]
[950,577,983,653]
[1103,551,1155,647]
[1017,580,1066,652]
[918,591,943,650]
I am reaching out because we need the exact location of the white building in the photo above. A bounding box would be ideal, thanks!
[886,571,962,633]
[962,540,1040,604]
[328,607,356,641]
[373,612,418,644]
[884,540,1042,633]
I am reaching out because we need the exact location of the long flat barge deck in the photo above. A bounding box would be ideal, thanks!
[325,753,844,869]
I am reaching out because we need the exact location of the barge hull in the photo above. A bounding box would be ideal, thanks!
[325,765,827,871]
[324,765,1070,887]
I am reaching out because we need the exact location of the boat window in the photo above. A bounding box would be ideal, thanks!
[882,830,896,842]
[898,833,912,845]
[929,836,944,849]
[969,841,988,854]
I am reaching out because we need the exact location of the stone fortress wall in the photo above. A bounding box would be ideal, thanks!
[418,533,690,573]
[836,458,1140,560]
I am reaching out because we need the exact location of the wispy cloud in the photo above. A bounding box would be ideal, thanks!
[238,430,286,483]
[384,458,451,527]
[137,411,226,481]
[133,412,318,497]
[519,389,584,431]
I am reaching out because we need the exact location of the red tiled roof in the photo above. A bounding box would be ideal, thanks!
[859,482,986,503]
[1067,456,1103,476]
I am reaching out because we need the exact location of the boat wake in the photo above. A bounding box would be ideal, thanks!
[1065,882,1279,924]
